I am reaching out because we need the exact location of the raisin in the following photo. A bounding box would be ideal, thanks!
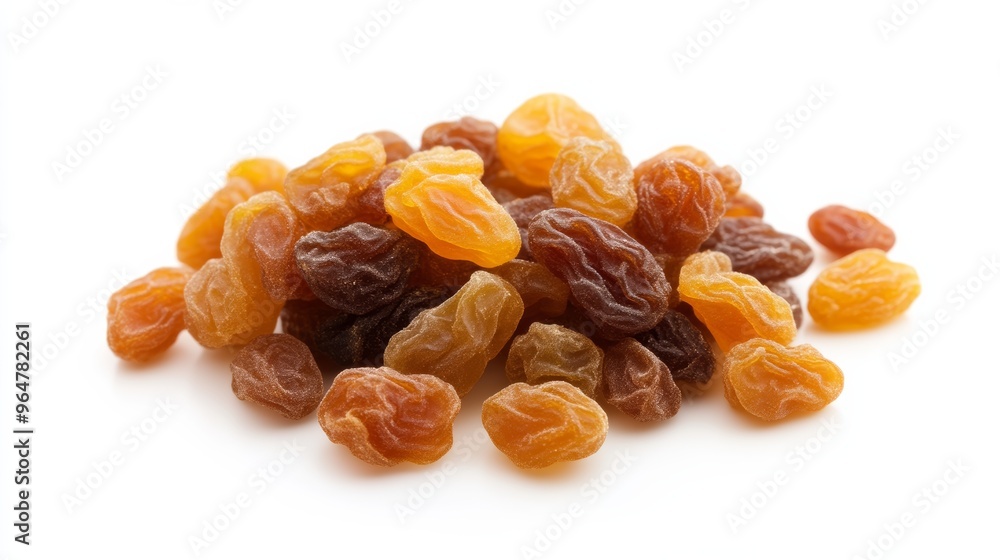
[294,224,420,315]
[550,137,636,226]
[107,267,193,362]
[765,281,804,328]
[506,323,604,398]
[484,164,543,201]
[502,194,554,259]
[280,298,344,356]
[528,208,671,338]
[227,157,288,195]
[284,134,387,231]
[369,130,414,163]
[497,94,613,187]
[725,191,764,218]
[176,178,256,269]
[421,116,498,169]
[230,334,324,419]
[700,218,814,282]
[723,339,844,421]
[808,249,920,329]
[654,253,687,308]
[315,287,449,367]
[636,145,741,199]
[482,381,607,469]
[384,147,521,267]
[808,205,896,255]
[678,251,797,351]
[632,158,726,256]
[318,367,461,466]
[489,259,569,320]
[601,338,681,422]
[352,165,400,226]
[634,309,716,393]
[410,245,481,288]
[384,271,524,396]
[184,258,282,348]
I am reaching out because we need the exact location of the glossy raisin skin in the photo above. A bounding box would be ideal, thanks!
[230,334,324,419]
[601,338,682,422]
[384,271,524,396]
[808,205,896,256]
[421,117,498,169]
[766,281,804,328]
[107,267,193,362]
[482,381,608,469]
[723,339,844,422]
[632,158,726,257]
[529,208,670,339]
[318,367,461,466]
[506,323,604,398]
[635,309,716,393]
[294,224,420,315]
[502,194,554,259]
[185,258,282,348]
[550,137,636,226]
[700,218,814,283]
[808,249,920,329]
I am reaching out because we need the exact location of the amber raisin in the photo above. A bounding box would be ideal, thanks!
[506,323,604,398]
[184,258,282,348]
[107,267,193,362]
[700,218,814,282]
[635,146,741,199]
[489,259,569,320]
[227,157,288,194]
[601,338,681,422]
[808,249,920,329]
[176,178,256,269]
[318,367,461,466]
[550,137,636,226]
[808,205,896,255]
[723,339,844,421]
[633,159,726,256]
[634,309,716,393]
[230,334,324,419]
[725,191,765,218]
[369,130,414,163]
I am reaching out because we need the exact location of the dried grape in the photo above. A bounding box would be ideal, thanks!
[230,334,323,419]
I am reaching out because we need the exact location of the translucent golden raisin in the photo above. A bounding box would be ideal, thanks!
[497,94,612,187]
[227,157,288,195]
[107,267,193,362]
[176,178,257,269]
[184,258,281,348]
[808,249,920,329]
[678,251,797,351]
[549,137,636,226]
[482,381,608,469]
[384,147,520,267]
[723,339,844,421]
[506,323,604,398]
[318,367,461,466]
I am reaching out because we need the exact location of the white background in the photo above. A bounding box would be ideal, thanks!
[2,1,999,559]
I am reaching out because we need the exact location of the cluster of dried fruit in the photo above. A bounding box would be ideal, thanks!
[106,94,921,470]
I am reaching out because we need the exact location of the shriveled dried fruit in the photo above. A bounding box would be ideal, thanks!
[808,205,896,255]
[184,258,282,348]
[635,309,716,393]
[384,271,524,396]
[384,147,521,267]
[633,159,726,256]
[284,134,387,231]
[601,338,681,422]
[502,194,554,259]
[352,165,400,226]
[550,137,636,226]
[724,191,765,218]
[678,251,797,351]
[230,334,323,419]
[482,381,608,469]
[107,267,193,362]
[635,146,741,199]
[227,157,288,195]
[766,281,804,328]
[506,323,604,398]
[723,339,844,421]
[654,253,687,308]
[497,94,612,187]
[369,130,414,163]
[700,218,814,282]
[280,298,344,356]
[490,259,569,319]
[421,117,498,169]
[410,245,481,288]
[176,178,256,269]
[808,249,920,329]
[318,367,461,466]
[294,224,419,315]
[528,208,670,338]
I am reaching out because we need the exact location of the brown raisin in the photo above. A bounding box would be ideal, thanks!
[700,217,814,282]
[601,338,682,422]
[808,205,896,256]
[766,281,804,328]
[634,309,716,393]
[632,159,726,256]
[502,194,554,259]
[230,334,324,419]
[420,116,498,169]
[369,130,414,163]
[489,259,569,320]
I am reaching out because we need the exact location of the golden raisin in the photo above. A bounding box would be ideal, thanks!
[808,205,896,256]
[550,137,636,226]
[482,381,608,469]
[107,267,193,362]
[808,249,920,329]
[184,258,281,348]
[506,323,604,398]
[723,339,844,421]
[724,191,765,218]
[227,157,288,195]
[318,367,461,466]
[176,178,256,269]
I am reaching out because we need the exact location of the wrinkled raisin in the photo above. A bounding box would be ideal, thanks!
[633,159,726,256]
[295,224,420,315]
[601,338,681,422]
[528,208,670,338]
[766,281,804,328]
[506,323,604,398]
[489,259,569,320]
[410,245,481,288]
[352,165,400,226]
[107,267,193,362]
[808,249,920,329]
[184,258,282,348]
[723,339,844,421]
[176,178,256,269]
[280,298,344,356]
[808,205,896,255]
[369,130,414,163]
[636,145,740,199]
[550,137,636,226]
[384,271,524,396]
[318,367,461,466]
[421,116,498,169]
[700,218,814,282]
[227,157,288,194]
[502,194,554,259]
[635,309,716,393]
[482,381,607,469]
[230,334,324,419]
[725,191,764,218]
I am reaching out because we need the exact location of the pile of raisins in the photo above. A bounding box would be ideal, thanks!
[106,94,921,469]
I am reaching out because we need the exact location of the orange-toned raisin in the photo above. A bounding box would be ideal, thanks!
[808,249,920,329]
[227,157,288,194]
[107,267,193,362]
[550,137,636,226]
[725,191,765,218]
[633,159,726,256]
[369,130,414,163]
[636,145,740,199]
[808,205,896,256]
[176,178,257,269]
[230,334,324,419]
[184,258,282,348]
[506,323,604,398]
